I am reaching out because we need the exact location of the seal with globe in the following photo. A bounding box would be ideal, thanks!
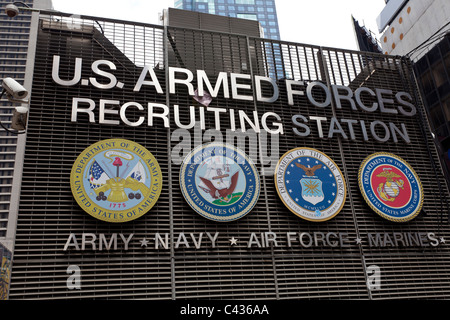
[358,152,424,222]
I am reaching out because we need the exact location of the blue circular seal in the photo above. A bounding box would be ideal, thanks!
[179,142,260,222]
[358,152,424,222]
[275,148,346,222]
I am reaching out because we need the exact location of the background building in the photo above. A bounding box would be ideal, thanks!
[377,0,449,60]
[375,0,450,186]
[0,6,447,300]
[163,7,266,76]
[0,0,51,239]
[173,0,282,79]
[0,0,51,299]
[352,16,382,54]
[174,0,280,40]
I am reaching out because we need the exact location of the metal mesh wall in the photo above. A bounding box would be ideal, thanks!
[7,13,450,300]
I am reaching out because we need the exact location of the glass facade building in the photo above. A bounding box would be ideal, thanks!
[174,0,283,79]
[0,0,51,300]
[414,33,450,185]
[0,0,52,239]
[0,0,35,240]
[174,0,281,40]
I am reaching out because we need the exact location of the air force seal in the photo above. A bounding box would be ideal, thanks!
[70,139,162,223]
[358,152,423,222]
[275,148,346,222]
[179,143,260,222]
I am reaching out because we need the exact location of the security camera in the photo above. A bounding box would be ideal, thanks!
[0,77,29,134]
[10,109,27,131]
[5,4,19,18]
[1,77,28,101]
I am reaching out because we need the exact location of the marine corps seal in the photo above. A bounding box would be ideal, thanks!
[70,139,162,223]
[358,152,423,222]
[275,148,346,222]
[179,142,260,222]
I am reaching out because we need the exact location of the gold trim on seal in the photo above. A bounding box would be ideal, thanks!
[70,139,162,223]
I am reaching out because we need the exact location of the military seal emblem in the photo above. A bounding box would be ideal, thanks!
[179,142,260,222]
[275,148,346,222]
[358,152,423,222]
[70,139,162,223]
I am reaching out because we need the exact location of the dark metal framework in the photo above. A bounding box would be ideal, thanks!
[7,12,450,299]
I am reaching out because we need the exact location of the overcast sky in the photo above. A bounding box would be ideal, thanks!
[50,0,386,51]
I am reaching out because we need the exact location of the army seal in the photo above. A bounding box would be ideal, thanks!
[70,139,162,223]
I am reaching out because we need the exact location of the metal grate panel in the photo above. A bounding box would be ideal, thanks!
[7,12,450,300]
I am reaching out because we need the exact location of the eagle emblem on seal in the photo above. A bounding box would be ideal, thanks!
[376,168,405,202]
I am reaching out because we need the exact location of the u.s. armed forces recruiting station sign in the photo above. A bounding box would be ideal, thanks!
[58,53,432,242]
[358,152,424,223]
[180,142,260,222]
[70,139,163,223]
[275,148,346,222]
[56,55,417,144]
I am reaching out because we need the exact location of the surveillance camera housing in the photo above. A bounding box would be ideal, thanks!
[2,77,28,100]
[10,109,27,132]
[5,4,19,18]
